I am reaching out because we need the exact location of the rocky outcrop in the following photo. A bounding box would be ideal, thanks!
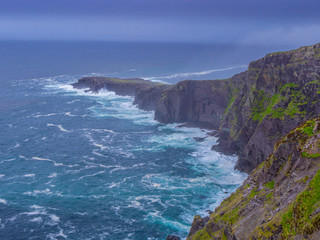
[72,43,320,174]
[72,76,170,111]
[217,43,320,173]
[187,116,320,239]
[154,80,230,129]
[71,43,320,239]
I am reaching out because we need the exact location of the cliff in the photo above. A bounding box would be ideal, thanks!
[71,76,170,111]
[72,44,320,174]
[187,116,320,239]
[217,43,320,173]
[72,43,320,173]
[154,80,230,129]
[153,43,320,173]
[71,43,320,239]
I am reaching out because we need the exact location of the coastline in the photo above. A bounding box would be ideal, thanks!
[71,42,320,239]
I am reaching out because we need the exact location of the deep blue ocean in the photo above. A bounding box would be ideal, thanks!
[0,41,293,239]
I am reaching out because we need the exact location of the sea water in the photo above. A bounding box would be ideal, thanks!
[0,41,288,239]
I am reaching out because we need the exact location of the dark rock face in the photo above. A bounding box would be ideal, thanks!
[72,43,320,174]
[218,43,320,173]
[154,80,230,129]
[166,235,181,240]
[72,76,171,111]
[187,117,320,239]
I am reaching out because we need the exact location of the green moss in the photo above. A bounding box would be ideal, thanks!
[221,232,227,240]
[264,181,275,190]
[248,187,259,199]
[224,88,239,115]
[220,207,239,224]
[192,228,212,240]
[302,152,320,159]
[161,92,168,101]
[281,170,320,237]
[250,82,309,122]
[302,120,316,136]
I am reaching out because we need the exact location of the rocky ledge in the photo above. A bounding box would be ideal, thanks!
[72,76,171,111]
[187,116,320,239]
[72,43,320,239]
[72,43,320,174]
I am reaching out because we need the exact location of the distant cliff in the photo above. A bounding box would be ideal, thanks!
[154,43,320,173]
[187,116,320,239]
[72,43,320,174]
[72,76,170,111]
[72,43,320,239]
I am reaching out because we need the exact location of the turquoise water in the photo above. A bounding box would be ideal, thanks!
[0,41,286,239]
[0,74,247,239]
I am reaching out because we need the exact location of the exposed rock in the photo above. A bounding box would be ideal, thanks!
[167,235,181,240]
[72,76,171,111]
[188,215,210,236]
[166,235,181,240]
[193,137,207,142]
[154,80,230,129]
[72,43,320,174]
[217,43,320,173]
[187,117,320,239]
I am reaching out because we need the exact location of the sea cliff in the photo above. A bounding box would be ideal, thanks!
[72,43,320,174]
[187,117,320,239]
[72,42,320,239]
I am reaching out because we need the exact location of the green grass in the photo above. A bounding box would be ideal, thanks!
[264,181,275,190]
[281,170,320,237]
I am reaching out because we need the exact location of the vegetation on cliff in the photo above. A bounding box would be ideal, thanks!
[187,116,320,239]
[218,43,320,173]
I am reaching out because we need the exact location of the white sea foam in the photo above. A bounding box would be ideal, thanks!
[47,123,71,132]
[0,158,15,164]
[13,143,20,148]
[30,217,43,223]
[78,170,105,180]
[49,214,60,224]
[0,174,5,178]
[64,112,76,117]
[0,198,7,205]
[23,188,63,197]
[47,228,67,239]
[33,113,58,118]
[24,174,35,178]
[48,173,58,178]
[30,156,78,168]
[146,211,190,232]
[144,65,247,81]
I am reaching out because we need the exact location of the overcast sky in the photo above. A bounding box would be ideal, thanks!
[0,0,320,46]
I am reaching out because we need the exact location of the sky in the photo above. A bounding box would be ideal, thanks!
[0,0,320,46]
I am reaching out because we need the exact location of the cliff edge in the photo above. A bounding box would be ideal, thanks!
[187,116,320,239]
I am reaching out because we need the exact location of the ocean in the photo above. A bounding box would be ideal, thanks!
[0,41,291,239]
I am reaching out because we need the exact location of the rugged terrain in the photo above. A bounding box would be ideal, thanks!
[72,43,320,239]
[187,117,320,239]
[73,43,320,173]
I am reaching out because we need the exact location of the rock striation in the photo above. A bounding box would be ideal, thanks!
[72,43,320,174]
[71,43,320,239]
[71,76,171,111]
[187,116,320,239]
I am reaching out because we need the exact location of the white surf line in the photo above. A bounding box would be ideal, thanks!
[144,65,247,80]
[47,123,71,132]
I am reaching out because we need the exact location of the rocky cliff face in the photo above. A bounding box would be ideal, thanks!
[217,43,320,173]
[187,116,320,240]
[72,43,320,173]
[154,80,230,129]
[72,76,170,111]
